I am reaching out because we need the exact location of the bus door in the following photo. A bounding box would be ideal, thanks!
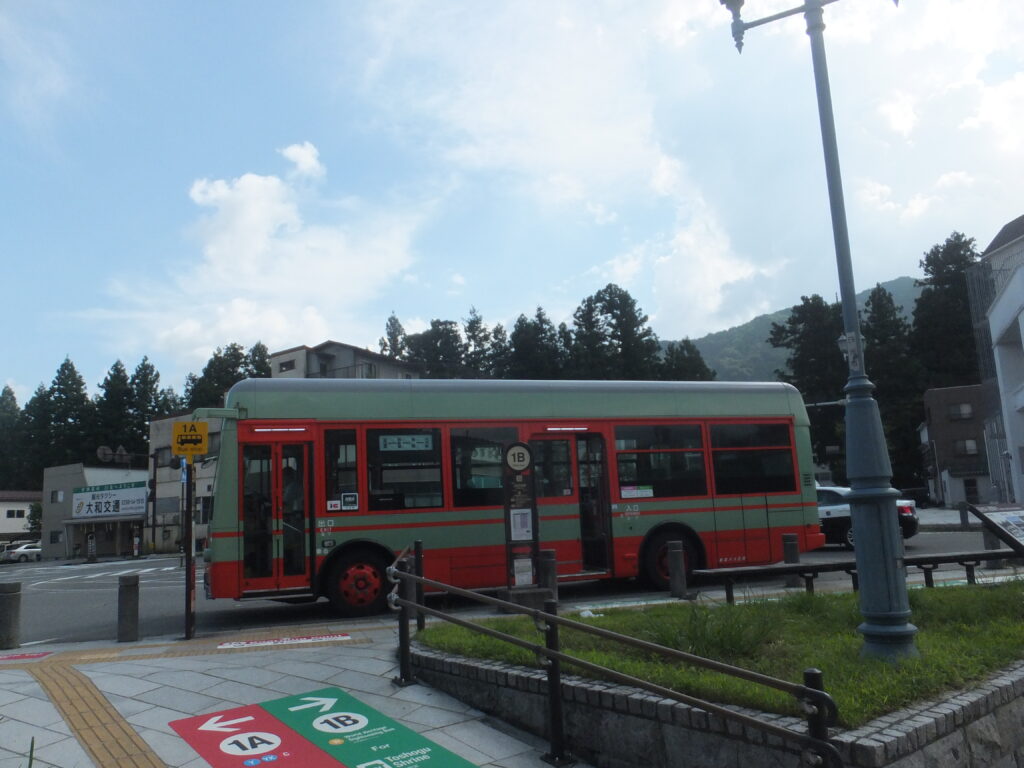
[530,437,582,572]
[239,440,313,593]
[577,434,611,572]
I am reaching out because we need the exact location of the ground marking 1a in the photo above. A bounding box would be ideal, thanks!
[172,686,479,767]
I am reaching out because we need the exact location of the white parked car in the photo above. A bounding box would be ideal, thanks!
[816,486,919,549]
[0,541,41,563]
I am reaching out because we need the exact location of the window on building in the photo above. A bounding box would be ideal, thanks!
[614,424,706,499]
[49,530,62,544]
[278,359,296,373]
[954,439,979,456]
[451,427,516,507]
[5,510,25,519]
[948,403,973,420]
[710,423,796,495]
[366,428,442,510]
[50,490,60,503]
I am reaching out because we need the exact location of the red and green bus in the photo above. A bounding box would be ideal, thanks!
[198,378,825,616]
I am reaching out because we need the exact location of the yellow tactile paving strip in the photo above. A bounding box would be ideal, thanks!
[31,662,165,768]
[2,622,389,768]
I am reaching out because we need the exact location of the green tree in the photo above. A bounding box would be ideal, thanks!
[488,323,512,379]
[27,501,41,537]
[0,385,22,489]
[506,308,566,379]
[862,284,922,487]
[379,313,407,359]
[769,295,846,471]
[593,284,661,379]
[245,342,272,378]
[128,357,181,453]
[95,361,135,454]
[568,295,612,379]
[660,340,716,381]
[185,342,270,409]
[404,320,467,378]
[17,384,52,489]
[48,357,95,467]
[463,307,492,378]
[911,232,980,388]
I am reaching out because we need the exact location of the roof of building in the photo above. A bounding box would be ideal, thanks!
[983,213,1024,256]
[0,491,42,503]
[270,340,413,366]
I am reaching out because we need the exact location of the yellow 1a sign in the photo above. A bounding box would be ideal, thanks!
[172,421,209,460]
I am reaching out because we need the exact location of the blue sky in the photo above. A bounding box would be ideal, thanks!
[3,1,1023,403]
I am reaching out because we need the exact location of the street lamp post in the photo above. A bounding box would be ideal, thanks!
[718,0,917,659]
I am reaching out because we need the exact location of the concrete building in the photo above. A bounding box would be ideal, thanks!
[270,340,418,380]
[148,414,222,555]
[967,215,1024,503]
[988,263,1024,504]
[41,464,148,560]
[0,490,40,544]
[918,385,993,506]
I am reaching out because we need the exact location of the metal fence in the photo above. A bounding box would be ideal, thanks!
[387,545,843,768]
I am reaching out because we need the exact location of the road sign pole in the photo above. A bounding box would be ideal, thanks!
[184,458,195,640]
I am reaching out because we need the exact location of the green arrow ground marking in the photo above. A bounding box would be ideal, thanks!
[261,686,479,768]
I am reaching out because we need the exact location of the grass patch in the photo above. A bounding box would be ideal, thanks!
[417,581,1024,727]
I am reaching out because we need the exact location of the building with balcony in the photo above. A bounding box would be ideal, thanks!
[270,340,418,380]
[919,385,993,506]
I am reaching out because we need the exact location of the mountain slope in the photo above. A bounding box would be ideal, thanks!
[685,276,921,382]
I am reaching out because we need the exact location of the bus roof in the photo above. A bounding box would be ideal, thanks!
[221,378,810,425]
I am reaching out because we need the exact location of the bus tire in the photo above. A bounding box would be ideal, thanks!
[643,531,697,591]
[327,550,389,617]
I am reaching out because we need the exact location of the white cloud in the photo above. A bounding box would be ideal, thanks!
[878,92,917,138]
[962,72,1024,154]
[0,9,71,131]
[935,171,974,190]
[88,145,426,373]
[280,141,326,179]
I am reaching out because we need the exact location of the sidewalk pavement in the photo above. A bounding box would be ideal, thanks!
[0,619,595,768]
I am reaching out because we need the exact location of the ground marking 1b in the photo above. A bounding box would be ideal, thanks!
[171,686,478,767]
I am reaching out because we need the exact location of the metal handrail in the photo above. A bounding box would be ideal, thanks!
[387,558,842,768]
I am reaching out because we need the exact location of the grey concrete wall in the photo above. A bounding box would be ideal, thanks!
[411,646,1024,768]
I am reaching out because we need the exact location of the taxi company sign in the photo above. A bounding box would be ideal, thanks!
[171,686,477,768]
[72,481,147,519]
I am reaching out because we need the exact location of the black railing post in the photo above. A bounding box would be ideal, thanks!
[393,558,415,687]
[803,667,828,743]
[542,599,570,766]
[414,540,426,632]
[117,574,140,643]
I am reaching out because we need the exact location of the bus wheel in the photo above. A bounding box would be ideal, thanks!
[644,532,696,591]
[328,552,389,617]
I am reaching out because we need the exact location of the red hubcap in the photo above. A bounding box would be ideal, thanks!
[339,563,382,606]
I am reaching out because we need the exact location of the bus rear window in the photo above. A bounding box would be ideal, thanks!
[367,428,443,510]
[709,423,795,494]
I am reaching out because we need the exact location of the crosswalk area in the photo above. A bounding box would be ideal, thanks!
[18,558,189,590]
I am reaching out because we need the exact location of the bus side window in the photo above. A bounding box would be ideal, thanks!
[325,430,358,504]
[450,427,517,507]
[367,428,443,510]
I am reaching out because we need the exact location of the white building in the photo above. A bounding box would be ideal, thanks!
[0,491,39,544]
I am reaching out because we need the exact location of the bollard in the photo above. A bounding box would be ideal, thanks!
[982,527,1005,570]
[0,583,21,650]
[668,541,692,599]
[393,558,415,686]
[783,533,801,588]
[118,574,140,643]
[538,549,558,603]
